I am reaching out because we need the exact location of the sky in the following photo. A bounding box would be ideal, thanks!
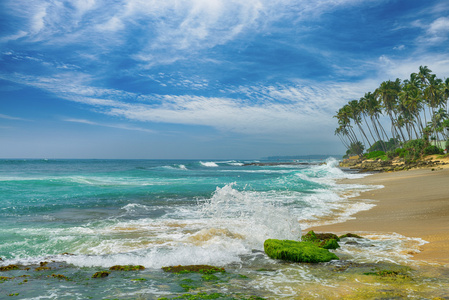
[1,0,449,159]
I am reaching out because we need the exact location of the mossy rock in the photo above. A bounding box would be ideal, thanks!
[302,231,340,249]
[161,265,225,274]
[0,276,12,281]
[264,239,339,263]
[109,265,145,271]
[339,233,363,239]
[92,271,110,278]
[50,274,70,280]
[0,265,19,272]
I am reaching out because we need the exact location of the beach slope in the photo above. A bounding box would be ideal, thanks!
[311,167,449,264]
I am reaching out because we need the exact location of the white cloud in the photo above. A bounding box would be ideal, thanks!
[63,118,156,133]
[0,31,28,42]
[0,113,27,121]
[2,0,380,64]
[0,70,363,136]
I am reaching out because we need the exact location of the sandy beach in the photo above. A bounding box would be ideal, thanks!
[311,165,449,265]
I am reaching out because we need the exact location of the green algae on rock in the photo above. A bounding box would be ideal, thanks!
[0,265,19,272]
[264,239,339,263]
[109,265,145,271]
[302,231,340,250]
[92,271,110,278]
[49,274,70,281]
[161,265,225,274]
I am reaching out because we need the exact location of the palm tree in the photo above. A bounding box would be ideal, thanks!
[376,79,403,145]
[347,99,372,149]
[424,74,444,139]
[363,91,389,151]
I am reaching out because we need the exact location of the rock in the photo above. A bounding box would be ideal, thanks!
[339,233,363,239]
[302,231,340,249]
[92,271,109,278]
[0,265,19,272]
[264,239,339,263]
[109,265,145,271]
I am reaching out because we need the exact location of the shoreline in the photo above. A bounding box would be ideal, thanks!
[311,166,449,265]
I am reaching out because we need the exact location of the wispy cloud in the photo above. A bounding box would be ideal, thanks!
[0,113,27,121]
[2,0,381,66]
[0,68,373,137]
[63,118,156,133]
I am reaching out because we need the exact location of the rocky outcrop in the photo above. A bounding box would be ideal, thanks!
[340,158,447,172]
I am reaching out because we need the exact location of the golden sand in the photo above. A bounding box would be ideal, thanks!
[311,166,449,265]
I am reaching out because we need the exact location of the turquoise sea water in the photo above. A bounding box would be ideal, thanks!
[0,159,446,299]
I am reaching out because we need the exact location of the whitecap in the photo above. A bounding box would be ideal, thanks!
[200,161,219,167]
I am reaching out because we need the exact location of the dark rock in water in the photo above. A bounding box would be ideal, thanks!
[339,233,363,239]
[92,271,110,278]
[302,231,340,249]
[264,239,339,263]
[109,265,145,271]
[345,241,360,245]
[161,265,225,274]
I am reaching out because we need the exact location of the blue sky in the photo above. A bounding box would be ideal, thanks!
[1,0,449,159]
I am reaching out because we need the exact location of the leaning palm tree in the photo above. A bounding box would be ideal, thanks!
[347,99,372,149]
[363,91,389,151]
[376,79,403,145]
[424,74,444,139]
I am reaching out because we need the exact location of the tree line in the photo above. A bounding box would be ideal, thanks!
[335,66,449,156]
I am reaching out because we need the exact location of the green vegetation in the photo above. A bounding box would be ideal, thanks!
[161,265,225,274]
[364,150,385,159]
[109,265,145,271]
[363,268,412,281]
[336,66,449,157]
[302,231,340,250]
[264,239,339,263]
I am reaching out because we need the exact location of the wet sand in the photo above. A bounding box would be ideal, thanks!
[311,166,449,264]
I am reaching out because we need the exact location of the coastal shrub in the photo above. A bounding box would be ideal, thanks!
[346,141,365,156]
[403,139,426,160]
[364,151,385,160]
[367,138,399,153]
[424,145,443,155]
[394,148,406,158]
[385,150,394,159]
[264,239,339,263]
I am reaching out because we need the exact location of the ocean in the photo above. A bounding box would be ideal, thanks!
[0,158,445,299]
